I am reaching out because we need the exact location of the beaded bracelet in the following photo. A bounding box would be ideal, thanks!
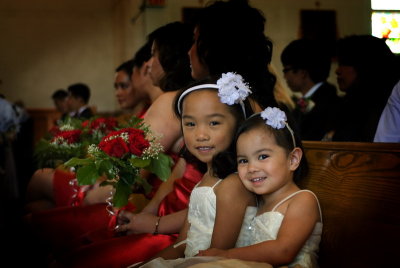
[153,216,161,235]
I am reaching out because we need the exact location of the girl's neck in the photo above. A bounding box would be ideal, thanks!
[200,167,220,186]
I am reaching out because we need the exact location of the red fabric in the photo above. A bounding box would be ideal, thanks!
[31,203,110,251]
[54,162,204,267]
[60,233,177,268]
[53,169,77,207]
[158,162,203,216]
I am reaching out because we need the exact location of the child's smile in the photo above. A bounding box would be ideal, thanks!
[181,90,237,166]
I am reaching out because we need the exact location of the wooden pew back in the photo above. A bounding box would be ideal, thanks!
[300,141,400,268]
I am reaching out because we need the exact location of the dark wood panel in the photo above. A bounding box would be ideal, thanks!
[300,141,400,267]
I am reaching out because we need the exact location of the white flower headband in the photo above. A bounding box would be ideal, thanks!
[260,107,296,147]
[177,72,252,117]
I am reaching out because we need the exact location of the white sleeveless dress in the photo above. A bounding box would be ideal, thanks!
[182,179,257,256]
[137,179,257,268]
[249,190,323,268]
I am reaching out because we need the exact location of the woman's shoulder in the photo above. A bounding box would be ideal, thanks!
[144,91,179,117]
[155,90,179,102]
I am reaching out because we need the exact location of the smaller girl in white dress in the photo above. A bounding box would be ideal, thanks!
[134,73,258,267]
[199,107,323,268]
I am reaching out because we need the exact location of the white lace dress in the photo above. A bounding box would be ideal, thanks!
[249,190,323,268]
[183,179,257,256]
[138,179,257,268]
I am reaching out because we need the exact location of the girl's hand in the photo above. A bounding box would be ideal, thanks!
[115,211,158,235]
[197,248,228,257]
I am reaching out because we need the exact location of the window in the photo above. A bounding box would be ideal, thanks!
[371,0,400,54]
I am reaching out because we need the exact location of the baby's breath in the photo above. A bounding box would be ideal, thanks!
[87,144,100,156]
[59,124,75,131]
[142,140,164,159]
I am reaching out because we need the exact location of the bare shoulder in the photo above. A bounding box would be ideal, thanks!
[216,173,254,202]
[287,190,321,221]
[291,190,319,205]
[152,91,178,105]
[146,91,178,114]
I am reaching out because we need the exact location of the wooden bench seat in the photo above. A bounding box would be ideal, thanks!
[300,141,400,267]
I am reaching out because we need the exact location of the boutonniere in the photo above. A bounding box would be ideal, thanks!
[296,97,315,114]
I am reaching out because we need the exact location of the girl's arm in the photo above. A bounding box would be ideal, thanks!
[116,209,188,235]
[200,192,320,266]
[142,211,191,263]
[211,174,255,249]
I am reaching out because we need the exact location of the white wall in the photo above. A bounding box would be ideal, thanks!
[0,0,372,112]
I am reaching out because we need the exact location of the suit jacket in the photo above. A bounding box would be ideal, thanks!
[75,106,94,119]
[291,82,340,141]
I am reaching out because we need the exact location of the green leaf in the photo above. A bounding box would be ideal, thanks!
[97,159,114,178]
[76,164,99,185]
[146,153,173,181]
[129,157,151,168]
[65,157,93,167]
[113,180,132,207]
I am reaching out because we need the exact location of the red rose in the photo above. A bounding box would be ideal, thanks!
[90,118,118,134]
[52,129,82,144]
[126,129,150,156]
[49,126,61,136]
[99,136,129,158]
[81,120,89,128]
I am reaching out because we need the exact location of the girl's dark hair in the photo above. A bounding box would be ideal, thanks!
[194,0,277,109]
[235,111,309,184]
[174,77,254,178]
[148,22,194,92]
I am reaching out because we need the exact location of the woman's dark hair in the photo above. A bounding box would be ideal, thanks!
[234,111,308,184]
[148,22,194,92]
[132,40,152,68]
[173,77,254,177]
[115,59,135,78]
[115,41,152,78]
[194,0,277,109]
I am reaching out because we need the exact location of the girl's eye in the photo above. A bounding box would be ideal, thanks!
[237,158,248,164]
[258,154,269,160]
[210,121,220,126]
[184,122,195,127]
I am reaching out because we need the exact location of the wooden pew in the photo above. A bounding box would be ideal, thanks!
[300,141,400,268]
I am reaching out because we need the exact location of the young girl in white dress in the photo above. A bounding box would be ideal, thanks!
[199,107,323,268]
[133,73,259,267]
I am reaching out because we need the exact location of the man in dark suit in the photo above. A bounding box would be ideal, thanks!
[281,39,341,141]
[66,83,94,119]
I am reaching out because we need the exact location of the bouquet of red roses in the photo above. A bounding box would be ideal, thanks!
[34,116,119,169]
[64,117,173,207]
[34,117,86,169]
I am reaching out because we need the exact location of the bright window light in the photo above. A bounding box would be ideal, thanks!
[371,0,400,10]
[372,12,400,54]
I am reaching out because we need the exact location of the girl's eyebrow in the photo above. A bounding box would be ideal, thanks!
[182,113,226,119]
[206,113,225,118]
